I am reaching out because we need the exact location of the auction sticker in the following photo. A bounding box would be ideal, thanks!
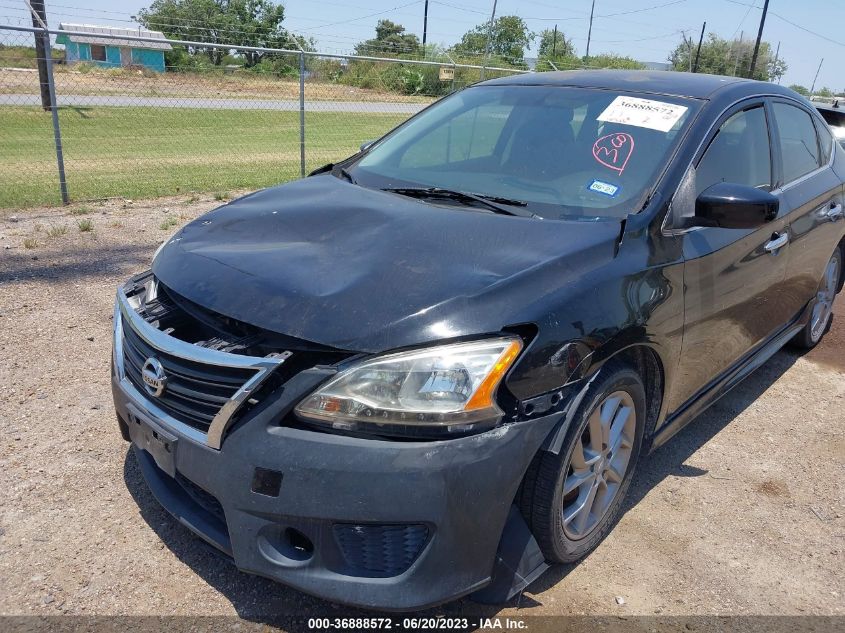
[597,96,688,132]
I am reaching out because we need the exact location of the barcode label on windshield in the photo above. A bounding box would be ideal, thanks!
[597,96,688,132]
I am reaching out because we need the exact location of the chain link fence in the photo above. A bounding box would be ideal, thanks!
[0,24,525,209]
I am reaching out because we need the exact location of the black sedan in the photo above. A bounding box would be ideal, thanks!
[112,71,845,610]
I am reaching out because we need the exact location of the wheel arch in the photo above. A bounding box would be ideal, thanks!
[534,341,666,457]
[838,237,845,293]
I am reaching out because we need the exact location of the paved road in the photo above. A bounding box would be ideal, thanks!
[0,93,426,114]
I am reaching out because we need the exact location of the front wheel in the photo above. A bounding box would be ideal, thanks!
[519,362,645,563]
[791,247,842,350]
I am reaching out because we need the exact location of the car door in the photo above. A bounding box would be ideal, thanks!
[769,99,845,316]
[667,100,793,412]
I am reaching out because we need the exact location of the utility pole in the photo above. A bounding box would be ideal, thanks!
[692,21,706,73]
[28,0,50,109]
[810,58,823,96]
[585,0,596,60]
[749,0,770,77]
[773,40,781,83]
[24,0,69,204]
[552,24,558,58]
[480,0,498,80]
[422,0,428,49]
[687,34,693,72]
[733,30,743,76]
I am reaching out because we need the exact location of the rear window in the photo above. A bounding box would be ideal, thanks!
[772,102,821,183]
[351,86,700,220]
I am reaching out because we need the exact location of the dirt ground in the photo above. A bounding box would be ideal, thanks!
[0,195,843,623]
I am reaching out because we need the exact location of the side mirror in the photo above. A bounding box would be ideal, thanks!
[359,140,375,152]
[692,182,779,229]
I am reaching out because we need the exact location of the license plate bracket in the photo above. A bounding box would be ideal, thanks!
[127,405,177,477]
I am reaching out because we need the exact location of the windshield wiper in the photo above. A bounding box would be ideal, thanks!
[382,187,539,218]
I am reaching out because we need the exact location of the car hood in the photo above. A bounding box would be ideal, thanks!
[153,176,621,353]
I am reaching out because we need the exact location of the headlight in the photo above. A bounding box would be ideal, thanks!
[294,337,522,435]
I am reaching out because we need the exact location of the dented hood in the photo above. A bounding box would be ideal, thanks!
[152,176,621,352]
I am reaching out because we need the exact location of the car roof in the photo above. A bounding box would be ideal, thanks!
[480,70,792,100]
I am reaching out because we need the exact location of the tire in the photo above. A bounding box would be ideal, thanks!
[519,361,646,564]
[790,247,842,350]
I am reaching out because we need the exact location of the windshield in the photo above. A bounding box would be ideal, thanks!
[348,85,700,220]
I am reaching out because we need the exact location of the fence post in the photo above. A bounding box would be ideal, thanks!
[299,51,305,178]
[43,29,69,204]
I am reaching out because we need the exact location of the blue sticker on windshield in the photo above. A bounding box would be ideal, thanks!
[588,179,620,197]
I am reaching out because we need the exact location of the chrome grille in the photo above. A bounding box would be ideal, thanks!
[121,316,258,433]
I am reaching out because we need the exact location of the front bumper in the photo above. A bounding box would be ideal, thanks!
[112,291,563,610]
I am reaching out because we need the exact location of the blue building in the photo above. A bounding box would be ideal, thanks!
[57,23,172,73]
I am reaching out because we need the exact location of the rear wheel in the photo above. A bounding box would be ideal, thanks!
[791,248,842,350]
[520,362,645,563]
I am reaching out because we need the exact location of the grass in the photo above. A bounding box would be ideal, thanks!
[47,224,68,237]
[0,106,409,208]
[69,205,93,215]
[0,45,63,69]
[23,237,38,249]
[159,215,179,230]
[76,219,93,232]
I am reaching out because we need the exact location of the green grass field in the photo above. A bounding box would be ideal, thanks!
[0,106,409,208]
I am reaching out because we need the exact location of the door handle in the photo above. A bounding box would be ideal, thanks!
[764,232,789,253]
[826,203,843,221]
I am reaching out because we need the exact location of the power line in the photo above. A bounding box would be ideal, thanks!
[721,0,844,48]
[297,0,424,33]
[596,0,692,19]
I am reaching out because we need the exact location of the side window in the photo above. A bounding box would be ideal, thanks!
[814,116,834,165]
[399,103,512,168]
[772,102,820,183]
[696,106,771,196]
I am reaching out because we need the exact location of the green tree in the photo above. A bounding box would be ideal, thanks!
[816,86,834,98]
[354,20,420,56]
[538,28,574,59]
[535,28,578,71]
[138,0,288,67]
[452,15,535,66]
[668,33,786,82]
[587,53,645,70]
[788,84,810,97]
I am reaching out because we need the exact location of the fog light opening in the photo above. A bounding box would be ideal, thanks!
[284,528,314,561]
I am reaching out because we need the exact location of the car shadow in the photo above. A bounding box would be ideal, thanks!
[526,346,802,595]
[123,347,803,625]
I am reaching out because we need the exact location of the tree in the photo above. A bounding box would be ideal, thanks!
[535,28,578,71]
[138,0,288,67]
[816,86,834,98]
[538,28,574,60]
[354,20,420,56]
[668,33,786,82]
[788,84,810,97]
[452,15,535,66]
[587,54,645,70]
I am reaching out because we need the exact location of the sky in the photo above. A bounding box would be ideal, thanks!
[1,0,842,90]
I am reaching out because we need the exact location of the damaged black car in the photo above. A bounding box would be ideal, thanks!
[112,71,845,610]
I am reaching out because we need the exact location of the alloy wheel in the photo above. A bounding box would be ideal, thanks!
[561,391,636,540]
[810,252,841,342]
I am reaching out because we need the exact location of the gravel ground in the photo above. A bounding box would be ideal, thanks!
[0,195,843,623]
